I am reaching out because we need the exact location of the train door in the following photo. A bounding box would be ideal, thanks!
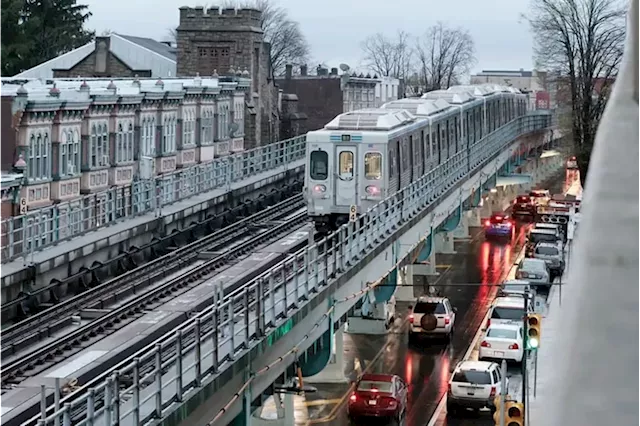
[335,146,357,206]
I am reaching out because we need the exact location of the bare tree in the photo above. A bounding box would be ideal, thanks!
[219,0,310,76]
[360,31,413,79]
[414,22,475,91]
[527,0,626,186]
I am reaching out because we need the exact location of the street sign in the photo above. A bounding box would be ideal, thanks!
[349,205,357,222]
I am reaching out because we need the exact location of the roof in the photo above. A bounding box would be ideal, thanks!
[360,373,394,382]
[13,34,177,79]
[487,322,521,330]
[416,296,448,303]
[530,228,557,235]
[324,109,415,131]
[380,98,451,116]
[476,69,534,77]
[493,296,528,307]
[455,360,494,371]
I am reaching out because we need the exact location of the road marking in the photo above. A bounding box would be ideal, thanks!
[304,398,342,407]
[436,264,452,268]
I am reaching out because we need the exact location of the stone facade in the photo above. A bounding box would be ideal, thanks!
[176,6,282,149]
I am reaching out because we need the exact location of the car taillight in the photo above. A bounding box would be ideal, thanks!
[350,393,357,402]
[448,383,452,393]
[386,398,397,408]
[444,317,450,325]
[509,343,519,350]
[481,341,491,347]
[409,314,414,324]
[484,220,491,227]
[489,386,496,398]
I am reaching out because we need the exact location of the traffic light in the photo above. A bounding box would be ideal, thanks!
[492,394,511,425]
[505,401,524,426]
[526,314,542,349]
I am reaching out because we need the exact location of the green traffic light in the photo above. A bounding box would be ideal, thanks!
[528,337,539,349]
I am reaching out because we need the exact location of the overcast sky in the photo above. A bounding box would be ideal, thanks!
[82,0,534,74]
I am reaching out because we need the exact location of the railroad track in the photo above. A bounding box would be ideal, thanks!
[0,196,307,387]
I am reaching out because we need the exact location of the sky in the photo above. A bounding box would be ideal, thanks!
[82,0,535,75]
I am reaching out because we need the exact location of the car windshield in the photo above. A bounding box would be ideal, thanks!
[452,370,492,385]
[414,302,446,314]
[487,328,518,339]
[536,246,559,256]
[522,260,545,271]
[516,196,531,203]
[491,307,524,321]
[529,233,557,244]
[357,380,393,393]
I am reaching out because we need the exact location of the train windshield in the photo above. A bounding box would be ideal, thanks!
[310,150,328,180]
[365,152,382,180]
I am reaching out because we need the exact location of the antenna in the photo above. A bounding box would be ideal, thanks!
[339,63,350,73]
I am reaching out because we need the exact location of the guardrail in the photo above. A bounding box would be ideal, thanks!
[30,113,552,426]
[0,135,307,264]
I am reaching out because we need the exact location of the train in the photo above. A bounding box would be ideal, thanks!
[304,83,530,234]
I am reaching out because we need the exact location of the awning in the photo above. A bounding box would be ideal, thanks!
[496,174,533,187]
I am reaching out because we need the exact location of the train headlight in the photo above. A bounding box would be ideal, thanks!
[313,184,326,193]
[365,185,380,196]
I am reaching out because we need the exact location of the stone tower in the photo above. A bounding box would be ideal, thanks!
[176,6,280,148]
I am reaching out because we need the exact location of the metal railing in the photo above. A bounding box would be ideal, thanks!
[0,136,307,264]
[29,113,552,426]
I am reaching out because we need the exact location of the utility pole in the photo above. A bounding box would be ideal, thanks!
[500,359,507,426]
[522,290,529,426]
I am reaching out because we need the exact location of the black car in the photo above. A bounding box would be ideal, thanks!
[513,195,536,216]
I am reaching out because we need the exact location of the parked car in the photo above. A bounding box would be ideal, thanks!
[348,373,408,422]
[479,323,524,363]
[447,360,508,416]
[515,258,552,291]
[486,296,532,328]
[525,228,562,257]
[532,242,565,281]
[529,189,551,206]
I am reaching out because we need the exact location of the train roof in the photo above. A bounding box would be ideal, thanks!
[447,85,496,96]
[421,90,475,104]
[380,98,451,116]
[324,108,417,131]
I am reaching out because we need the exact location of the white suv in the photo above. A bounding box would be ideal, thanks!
[486,296,531,329]
[447,360,508,416]
[408,296,457,342]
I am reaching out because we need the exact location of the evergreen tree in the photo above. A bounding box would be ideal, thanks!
[1,0,94,76]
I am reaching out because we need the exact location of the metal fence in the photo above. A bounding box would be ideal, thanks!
[29,113,552,426]
[0,136,307,264]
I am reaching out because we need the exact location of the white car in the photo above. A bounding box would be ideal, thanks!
[529,189,551,206]
[408,296,457,342]
[447,360,508,415]
[486,296,532,329]
[479,323,524,363]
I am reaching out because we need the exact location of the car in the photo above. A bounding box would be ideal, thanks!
[486,296,532,328]
[566,156,578,169]
[498,279,535,297]
[512,195,536,216]
[525,228,562,257]
[532,242,565,281]
[515,258,552,291]
[347,373,408,422]
[532,223,566,242]
[483,213,514,240]
[447,360,508,416]
[529,189,551,206]
[479,323,525,363]
[408,296,457,342]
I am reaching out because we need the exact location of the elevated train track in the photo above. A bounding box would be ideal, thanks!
[1,195,307,390]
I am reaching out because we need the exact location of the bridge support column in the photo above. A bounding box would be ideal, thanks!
[306,328,348,383]
[252,393,296,426]
[435,232,456,254]
[346,299,390,335]
[395,265,415,301]
[467,208,482,227]
[453,213,470,240]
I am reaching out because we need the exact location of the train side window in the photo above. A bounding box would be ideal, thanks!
[423,130,430,160]
[400,138,409,171]
[338,151,354,179]
[411,134,420,165]
[310,150,329,180]
[364,152,382,180]
[388,144,396,178]
[431,129,437,159]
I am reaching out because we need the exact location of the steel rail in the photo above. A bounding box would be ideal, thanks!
[1,194,303,358]
[0,209,308,386]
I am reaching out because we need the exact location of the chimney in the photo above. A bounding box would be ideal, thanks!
[330,68,338,76]
[285,64,293,80]
[300,65,307,76]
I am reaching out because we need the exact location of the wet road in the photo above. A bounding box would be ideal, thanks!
[300,170,573,426]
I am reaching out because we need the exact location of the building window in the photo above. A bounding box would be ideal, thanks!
[163,115,177,153]
[116,121,134,163]
[90,122,110,167]
[141,116,155,157]
[28,131,51,181]
[201,109,214,145]
[60,129,80,176]
[183,110,195,147]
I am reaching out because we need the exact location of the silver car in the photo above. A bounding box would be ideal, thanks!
[515,258,551,291]
[532,242,565,280]
[533,223,565,242]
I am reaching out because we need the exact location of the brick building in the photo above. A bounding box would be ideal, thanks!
[0,76,248,215]
[13,34,177,79]
[276,65,383,132]
[176,6,283,150]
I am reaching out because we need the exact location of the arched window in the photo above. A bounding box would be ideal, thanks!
[28,134,36,180]
[73,129,80,173]
[127,121,134,161]
[117,123,124,163]
[90,124,98,167]
[101,123,109,166]
[35,133,42,178]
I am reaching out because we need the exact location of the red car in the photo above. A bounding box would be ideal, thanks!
[347,374,408,421]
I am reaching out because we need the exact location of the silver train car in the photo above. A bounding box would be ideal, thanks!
[305,83,529,234]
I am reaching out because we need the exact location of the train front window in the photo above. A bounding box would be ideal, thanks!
[310,150,328,180]
[365,152,382,180]
[338,151,354,179]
